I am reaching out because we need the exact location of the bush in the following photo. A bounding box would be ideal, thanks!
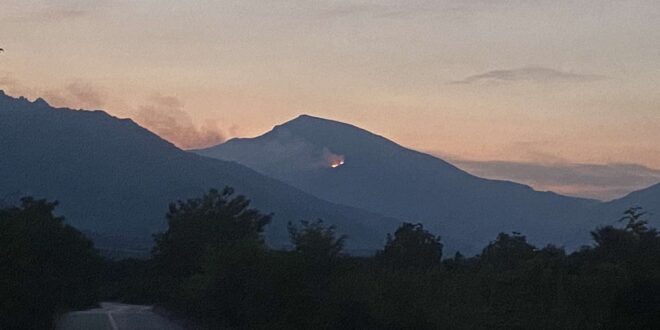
[0,197,102,329]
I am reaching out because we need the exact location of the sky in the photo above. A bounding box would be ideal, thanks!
[1,0,659,200]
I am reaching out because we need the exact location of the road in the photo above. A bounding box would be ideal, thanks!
[56,302,185,330]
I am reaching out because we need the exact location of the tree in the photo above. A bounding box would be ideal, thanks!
[583,207,660,327]
[0,197,101,329]
[378,223,443,270]
[288,219,346,260]
[619,206,650,235]
[590,207,656,262]
[152,187,271,279]
[150,188,272,326]
[480,232,536,271]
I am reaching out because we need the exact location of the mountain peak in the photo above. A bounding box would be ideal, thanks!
[273,114,380,144]
[293,114,318,121]
[0,90,31,110]
[280,114,354,130]
[33,97,50,107]
[0,91,50,109]
[0,93,398,250]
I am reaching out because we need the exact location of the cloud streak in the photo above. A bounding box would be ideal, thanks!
[316,3,425,20]
[452,66,607,85]
[452,159,660,201]
[3,0,112,22]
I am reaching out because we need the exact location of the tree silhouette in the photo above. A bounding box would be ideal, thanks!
[378,222,443,270]
[149,188,272,326]
[619,206,650,235]
[152,187,271,279]
[288,219,346,260]
[480,232,536,270]
[0,197,101,329]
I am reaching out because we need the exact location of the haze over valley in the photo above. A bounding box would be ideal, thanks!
[2,91,658,255]
[3,1,660,328]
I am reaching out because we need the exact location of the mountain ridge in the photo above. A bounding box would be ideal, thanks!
[209,114,598,201]
[197,114,615,252]
[0,91,400,252]
[4,90,657,254]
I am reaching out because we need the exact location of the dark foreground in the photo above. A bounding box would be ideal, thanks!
[56,303,183,330]
[4,194,660,329]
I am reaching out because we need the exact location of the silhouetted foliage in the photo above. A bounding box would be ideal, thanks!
[7,189,660,329]
[149,188,272,327]
[378,222,443,270]
[152,187,271,280]
[288,219,346,260]
[480,232,536,271]
[105,203,660,329]
[620,206,649,234]
[0,197,101,329]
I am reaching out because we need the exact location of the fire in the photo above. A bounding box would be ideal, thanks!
[322,148,345,169]
[330,160,345,168]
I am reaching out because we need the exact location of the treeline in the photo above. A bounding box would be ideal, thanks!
[2,190,660,329]
[0,198,102,329]
[106,189,660,329]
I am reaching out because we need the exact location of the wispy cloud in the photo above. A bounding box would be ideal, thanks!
[451,66,607,85]
[308,1,437,20]
[3,0,113,22]
[309,1,561,21]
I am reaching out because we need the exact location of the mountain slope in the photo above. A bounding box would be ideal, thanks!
[599,183,660,223]
[197,115,603,252]
[0,92,399,252]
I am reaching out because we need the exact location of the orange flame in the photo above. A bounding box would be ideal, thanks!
[330,159,345,168]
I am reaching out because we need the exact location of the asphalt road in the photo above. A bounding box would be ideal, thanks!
[56,302,184,330]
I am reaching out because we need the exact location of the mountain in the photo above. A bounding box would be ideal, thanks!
[598,183,660,223]
[0,92,399,253]
[197,115,607,252]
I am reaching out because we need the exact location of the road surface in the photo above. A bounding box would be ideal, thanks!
[56,302,184,330]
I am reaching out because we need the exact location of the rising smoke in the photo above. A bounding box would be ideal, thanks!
[135,94,225,149]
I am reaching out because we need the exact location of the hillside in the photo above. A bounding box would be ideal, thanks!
[197,115,604,252]
[0,92,399,252]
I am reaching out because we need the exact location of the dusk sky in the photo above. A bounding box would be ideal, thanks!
[1,0,659,199]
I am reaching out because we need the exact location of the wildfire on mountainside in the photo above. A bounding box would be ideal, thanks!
[325,151,345,169]
[330,159,345,168]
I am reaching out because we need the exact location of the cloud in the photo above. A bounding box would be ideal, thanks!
[451,159,660,201]
[451,66,607,85]
[39,8,89,21]
[134,95,225,150]
[3,0,113,22]
[306,1,562,21]
[317,4,415,19]
[299,1,439,20]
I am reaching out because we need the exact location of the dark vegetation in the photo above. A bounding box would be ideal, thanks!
[2,190,660,329]
[0,198,101,329]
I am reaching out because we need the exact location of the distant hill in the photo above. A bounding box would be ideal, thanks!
[197,115,614,252]
[0,91,399,252]
[597,183,660,225]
